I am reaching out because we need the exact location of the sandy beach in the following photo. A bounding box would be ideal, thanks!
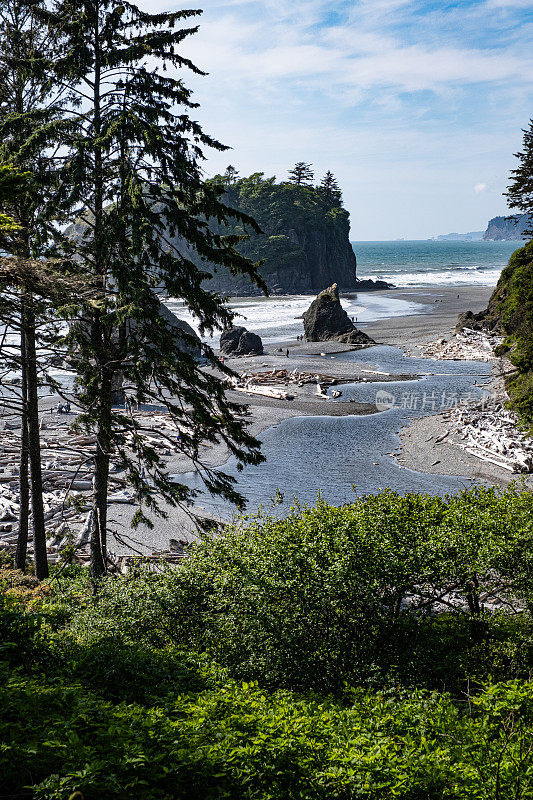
[361,285,494,347]
[21,281,522,558]
[102,283,515,555]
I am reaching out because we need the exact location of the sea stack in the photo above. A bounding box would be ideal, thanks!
[220,326,264,357]
[303,283,375,345]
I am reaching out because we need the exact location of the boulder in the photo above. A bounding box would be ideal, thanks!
[220,326,263,357]
[455,310,485,334]
[112,301,201,404]
[157,302,201,357]
[354,278,393,291]
[302,283,375,345]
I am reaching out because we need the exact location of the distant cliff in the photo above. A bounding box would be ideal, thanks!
[202,173,359,296]
[434,231,484,241]
[483,214,532,241]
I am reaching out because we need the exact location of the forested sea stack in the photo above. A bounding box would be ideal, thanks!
[194,169,359,295]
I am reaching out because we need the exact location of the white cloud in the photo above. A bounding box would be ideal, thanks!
[136,0,532,238]
[177,6,533,103]
[485,0,533,7]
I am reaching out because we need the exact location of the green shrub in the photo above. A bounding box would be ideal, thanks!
[483,240,533,426]
[65,487,533,693]
[3,488,533,797]
[2,676,533,800]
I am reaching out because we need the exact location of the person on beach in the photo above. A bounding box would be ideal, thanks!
[65,402,71,414]
[57,402,63,414]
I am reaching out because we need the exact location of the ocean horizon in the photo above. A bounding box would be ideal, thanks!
[351,239,519,288]
[165,239,519,347]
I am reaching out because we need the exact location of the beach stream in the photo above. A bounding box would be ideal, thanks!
[176,345,492,516]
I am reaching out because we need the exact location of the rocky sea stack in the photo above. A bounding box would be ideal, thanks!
[198,176,359,296]
[303,283,375,345]
[220,326,264,357]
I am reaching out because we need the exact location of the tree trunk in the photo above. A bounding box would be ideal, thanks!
[15,305,29,572]
[25,298,48,580]
[465,573,480,617]
[88,11,109,581]
[90,368,112,578]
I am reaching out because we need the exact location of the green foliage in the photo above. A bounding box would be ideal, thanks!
[484,241,533,426]
[505,118,533,233]
[3,488,533,797]
[209,171,351,282]
[287,160,314,185]
[3,675,533,799]
[65,487,533,694]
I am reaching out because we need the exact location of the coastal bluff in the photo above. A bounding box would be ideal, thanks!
[207,173,357,296]
[195,173,364,296]
[66,174,390,296]
[483,214,532,241]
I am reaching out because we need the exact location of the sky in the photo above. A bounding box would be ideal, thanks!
[143,0,532,240]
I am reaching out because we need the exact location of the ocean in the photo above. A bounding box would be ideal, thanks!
[166,240,519,347]
[352,239,519,287]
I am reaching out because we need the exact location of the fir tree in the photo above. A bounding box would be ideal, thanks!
[319,171,342,206]
[223,165,240,185]
[505,119,533,236]
[39,0,266,577]
[0,0,71,578]
[288,162,314,186]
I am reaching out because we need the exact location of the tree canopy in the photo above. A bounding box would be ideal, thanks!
[287,161,314,185]
[505,118,533,236]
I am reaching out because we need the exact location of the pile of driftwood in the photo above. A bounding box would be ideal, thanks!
[0,409,187,565]
[419,328,503,362]
[115,539,191,573]
[233,368,341,401]
[442,400,533,473]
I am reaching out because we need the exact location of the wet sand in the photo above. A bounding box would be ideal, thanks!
[361,285,494,348]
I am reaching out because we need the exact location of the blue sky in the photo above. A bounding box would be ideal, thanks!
[144,0,532,239]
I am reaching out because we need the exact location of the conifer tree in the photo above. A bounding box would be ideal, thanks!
[39,0,266,576]
[505,119,533,236]
[223,165,240,185]
[319,171,343,206]
[0,0,71,578]
[288,162,314,186]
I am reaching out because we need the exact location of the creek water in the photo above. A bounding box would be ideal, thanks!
[175,345,492,517]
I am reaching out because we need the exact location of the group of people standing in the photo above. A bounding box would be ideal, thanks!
[56,401,71,414]
[124,396,141,413]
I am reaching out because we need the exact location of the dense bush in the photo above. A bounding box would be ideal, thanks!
[2,675,533,800]
[483,240,533,425]
[68,487,533,692]
[3,487,533,798]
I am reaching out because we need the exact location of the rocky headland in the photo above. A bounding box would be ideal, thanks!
[67,176,392,297]
[483,214,532,241]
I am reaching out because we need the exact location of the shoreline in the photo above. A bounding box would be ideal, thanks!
[109,283,509,554]
[5,282,521,559]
